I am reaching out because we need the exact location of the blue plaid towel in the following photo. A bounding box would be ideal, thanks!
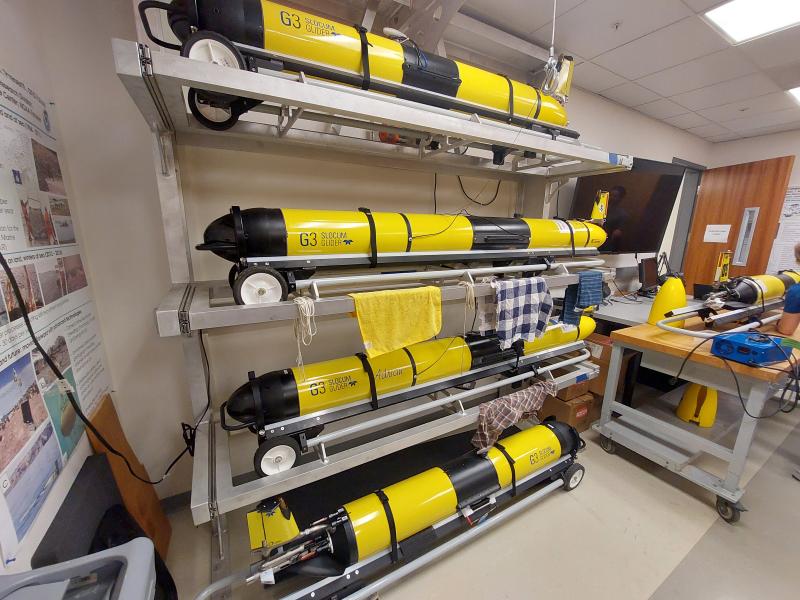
[493,277,553,350]
[562,270,603,325]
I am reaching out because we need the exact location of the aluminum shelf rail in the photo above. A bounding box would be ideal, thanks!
[191,353,598,524]
[157,269,613,337]
[113,39,633,180]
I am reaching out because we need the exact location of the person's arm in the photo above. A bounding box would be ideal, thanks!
[777,285,800,335]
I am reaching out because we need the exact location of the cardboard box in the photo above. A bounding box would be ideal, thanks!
[539,393,601,432]
[588,352,634,396]
[550,367,591,400]
[584,333,613,363]
[583,333,635,397]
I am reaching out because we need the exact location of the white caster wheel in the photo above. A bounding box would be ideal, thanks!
[254,437,301,477]
[182,31,246,130]
[182,30,244,70]
[233,266,288,304]
[562,463,585,491]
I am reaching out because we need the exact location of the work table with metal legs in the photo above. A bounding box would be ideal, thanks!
[593,319,799,523]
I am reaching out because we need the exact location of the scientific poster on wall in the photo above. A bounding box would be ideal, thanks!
[0,66,111,564]
[767,186,800,273]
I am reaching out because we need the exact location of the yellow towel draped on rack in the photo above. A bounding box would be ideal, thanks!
[349,286,442,358]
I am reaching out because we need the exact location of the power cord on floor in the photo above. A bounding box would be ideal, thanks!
[0,249,208,485]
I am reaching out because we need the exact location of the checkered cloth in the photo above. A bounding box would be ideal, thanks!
[471,380,557,451]
[488,277,553,349]
[562,270,603,325]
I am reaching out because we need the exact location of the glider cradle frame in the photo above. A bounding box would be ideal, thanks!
[113,34,631,597]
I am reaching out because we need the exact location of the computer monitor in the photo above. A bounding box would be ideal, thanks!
[570,158,685,254]
[639,257,659,292]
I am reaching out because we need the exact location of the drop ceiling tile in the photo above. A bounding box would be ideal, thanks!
[738,25,800,70]
[697,91,798,122]
[529,0,690,60]
[443,21,544,71]
[722,107,800,133]
[763,63,800,91]
[682,0,726,11]
[670,72,782,110]
[688,123,734,137]
[600,82,660,107]
[593,17,729,80]
[663,112,711,129]
[573,61,628,92]
[636,48,757,96]
[636,98,688,119]
[735,123,800,140]
[706,132,744,143]
[443,41,533,83]
[460,0,586,41]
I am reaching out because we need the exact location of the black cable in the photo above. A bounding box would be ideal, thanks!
[411,210,465,240]
[610,279,639,302]
[759,334,800,413]
[414,204,532,241]
[457,175,502,206]
[0,249,205,485]
[609,297,642,305]
[465,211,531,242]
[433,172,438,214]
[413,337,460,377]
[671,333,798,419]
[717,356,791,419]
[670,337,712,385]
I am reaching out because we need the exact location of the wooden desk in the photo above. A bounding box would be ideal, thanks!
[611,317,800,384]
[594,318,798,523]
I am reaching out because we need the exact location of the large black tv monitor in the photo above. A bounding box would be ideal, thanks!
[570,158,685,254]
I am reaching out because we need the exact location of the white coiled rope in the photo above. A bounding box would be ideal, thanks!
[293,295,317,378]
[458,280,477,337]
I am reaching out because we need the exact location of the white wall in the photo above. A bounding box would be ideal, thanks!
[18,0,722,499]
[709,129,800,186]
[30,0,192,498]
[569,88,711,167]
[0,0,97,570]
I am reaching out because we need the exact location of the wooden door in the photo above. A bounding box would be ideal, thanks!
[683,156,794,290]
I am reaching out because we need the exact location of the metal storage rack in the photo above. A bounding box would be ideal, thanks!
[113,35,632,591]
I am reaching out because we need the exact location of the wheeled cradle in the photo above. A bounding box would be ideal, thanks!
[222,317,596,476]
[138,1,577,137]
[194,421,586,600]
[199,204,609,304]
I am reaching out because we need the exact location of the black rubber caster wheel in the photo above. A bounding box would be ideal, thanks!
[599,435,616,454]
[254,436,302,478]
[562,463,585,491]
[233,266,289,304]
[715,497,742,524]
[187,87,242,131]
[182,31,248,131]
[227,264,239,289]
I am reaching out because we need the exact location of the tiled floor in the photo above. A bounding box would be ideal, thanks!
[166,406,800,599]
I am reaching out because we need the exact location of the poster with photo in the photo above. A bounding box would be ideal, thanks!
[0,66,111,563]
[767,186,800,274]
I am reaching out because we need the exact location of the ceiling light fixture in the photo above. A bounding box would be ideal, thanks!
[789,87,800,104]
[704,0,800,44]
